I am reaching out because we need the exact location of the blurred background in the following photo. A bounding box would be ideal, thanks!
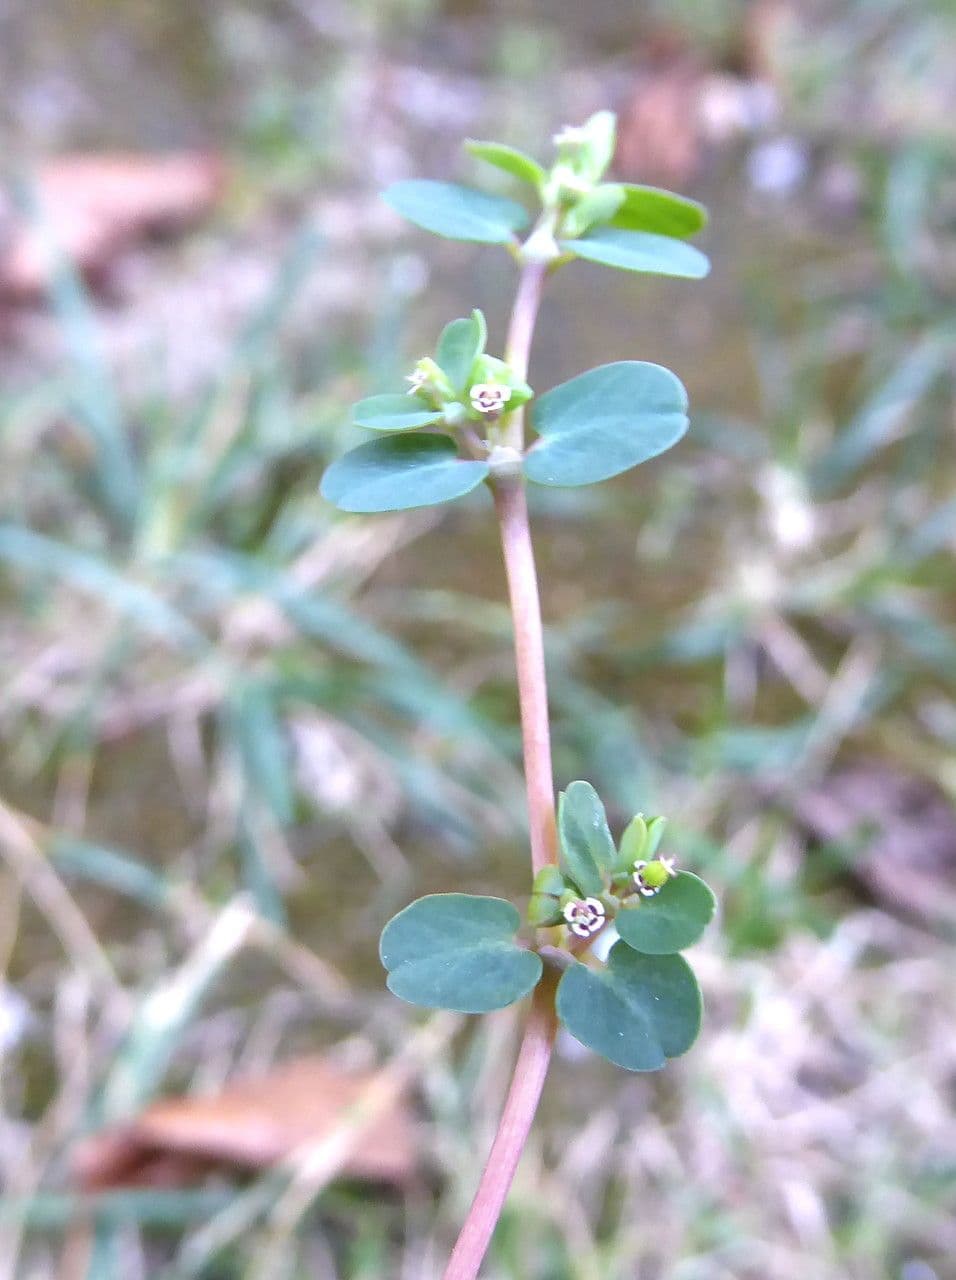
[1,1,955,1277]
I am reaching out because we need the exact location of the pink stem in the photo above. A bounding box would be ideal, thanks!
[441,258,558,1280]
[493,477,558,876]
[441,980,557,1280]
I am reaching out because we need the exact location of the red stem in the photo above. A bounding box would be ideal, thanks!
[442,258,558,1280]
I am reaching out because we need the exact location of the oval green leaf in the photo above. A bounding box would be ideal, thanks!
[556,943,702,1071]
[321,435,490,513]
[352,394,443,433]
[559,781,616,895]
[560,227,710,278]
[524,361,688,488]
[616,872,717,955]
[380,893,543,1013]
[436,310,487,392]
[609,183,708,238]
[465,140,546,189]
[383,180,530,244]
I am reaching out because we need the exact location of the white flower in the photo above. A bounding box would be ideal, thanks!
[406,370,428,395]
[470,383,512,415]
[553,124,589,148]
[632,861,659,896]
[633,857,677,897]
[563,896,606,939]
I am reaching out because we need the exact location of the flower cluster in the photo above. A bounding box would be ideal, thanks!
[399,316,532,432]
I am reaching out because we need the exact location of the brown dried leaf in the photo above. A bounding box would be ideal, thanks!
[73,1054,416,1191]
[0,151,224,300]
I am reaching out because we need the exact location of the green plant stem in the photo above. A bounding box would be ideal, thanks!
[442,259,558,1280]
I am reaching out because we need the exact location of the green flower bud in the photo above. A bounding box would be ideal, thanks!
[551,111,617,186]
[640,860,671,890]
[406,356,454,409]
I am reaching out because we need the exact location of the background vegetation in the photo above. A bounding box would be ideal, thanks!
[1,1,954,1277]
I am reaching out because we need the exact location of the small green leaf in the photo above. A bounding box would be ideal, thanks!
[585,111,617,180]
[527,865,567,926]
[619,814,668,867]
[561,184,625,238]
[556,943,702,1071]
[383,180,529,244]
[524,361,688,488]
[609,184,708,238]
[380,893,542,1013]
[465,140,546,189]
[352,394,443,432]
[559,781,617,895]
[617,873,716,955]
[644,816,667,858]
[619,814,648,865]
[321,435,490,513]
[560,228,710,278]
[436,310,487,393]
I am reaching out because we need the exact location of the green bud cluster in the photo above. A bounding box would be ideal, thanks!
[618,813,668,869]
[406,309,533,431]
[527,785,678,935]
[545,111,618,208]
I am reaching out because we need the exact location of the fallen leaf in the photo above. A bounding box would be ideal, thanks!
[0,151,224,301]
[73,1054,416,1191]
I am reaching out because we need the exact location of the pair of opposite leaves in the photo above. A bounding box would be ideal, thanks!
[380,871,715,1072]
[321,360,692,513]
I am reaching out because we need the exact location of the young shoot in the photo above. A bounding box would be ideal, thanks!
[321,109,716,1280]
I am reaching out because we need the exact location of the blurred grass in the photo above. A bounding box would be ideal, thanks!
[1,0,955,1277]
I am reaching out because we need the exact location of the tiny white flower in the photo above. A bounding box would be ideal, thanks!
[553,124,589,148]
[406,370,428,395]
[633,857,677,896]
[470,383,512,415]
[632,860,660,897]
[562,896,606,939]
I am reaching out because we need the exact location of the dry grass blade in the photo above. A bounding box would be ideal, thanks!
[0,799,121,998]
